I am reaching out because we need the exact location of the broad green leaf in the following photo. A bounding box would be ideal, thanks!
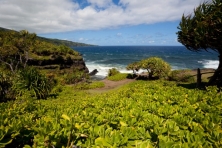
[61,114,70,121]
[120,121,128,127]
[95,137,112,147]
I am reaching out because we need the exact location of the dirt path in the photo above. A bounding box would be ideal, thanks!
[88,79,135,93]
[87,68,215,93]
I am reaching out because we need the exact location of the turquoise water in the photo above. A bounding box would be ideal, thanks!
[74,46,219,78]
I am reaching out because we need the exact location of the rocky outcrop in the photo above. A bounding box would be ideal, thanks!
[28,56,89,73]
[89,69,98,76]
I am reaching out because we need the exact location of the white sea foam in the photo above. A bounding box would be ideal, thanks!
[86,59,219,79]
[198,60,219,69]
[86,63,123,78]
[86,62,147,78]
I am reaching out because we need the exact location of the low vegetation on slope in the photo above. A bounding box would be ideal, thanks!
[0,80,221,147]
[0,27,95,47]
[0,30,89,102]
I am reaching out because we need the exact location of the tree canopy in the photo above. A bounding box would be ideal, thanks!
[177,0,222,86]
[177,0,222,52]
[0,30,37,72]
[126,57,171,80]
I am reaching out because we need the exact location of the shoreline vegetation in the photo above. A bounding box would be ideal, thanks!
[1,68,221,147]
[88,68,215,93]
[0,12,222,147]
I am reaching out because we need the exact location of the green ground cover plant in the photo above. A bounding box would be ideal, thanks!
[0,80,221,147]
[107,73,129,81]
[73,81,105,90]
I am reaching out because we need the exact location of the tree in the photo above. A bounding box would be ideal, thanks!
[177,0,222,86]
[140,57,171,79]
[0,30,36,73]
[126,61,140,74]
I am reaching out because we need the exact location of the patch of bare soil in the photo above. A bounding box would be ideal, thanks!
[88,79,135,93]
[87,68,215,93]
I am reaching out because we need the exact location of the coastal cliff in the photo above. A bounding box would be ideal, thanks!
[0,29,89,78]
[28,55,89,73]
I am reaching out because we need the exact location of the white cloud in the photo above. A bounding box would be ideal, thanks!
[87,0,113,8]
[0,0,204,33]
[148,40,155,43]
[79,37,88,41]
[116,33,122,36]
[79,37,84,41]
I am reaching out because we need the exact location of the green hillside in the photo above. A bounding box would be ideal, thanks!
[0,27,95,47]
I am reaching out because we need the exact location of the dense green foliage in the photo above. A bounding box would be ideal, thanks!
[0,67,56,102]
[177,0,222,52]
[108,68,120,77]
[177,0,222,86]
[0,30,84,72]
[0,70,15,102]
[73,81,105,90]
[62,69,88,85]
[126,57,171,80]
[0,30,89,102]
[13,67,56,99]
[0,27,95,47]
[126,62,140,74]
[0,30,37,72]
[140,57,171,79]
[107,73,130,81]
[0,80,221,147]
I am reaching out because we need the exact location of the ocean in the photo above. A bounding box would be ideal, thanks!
[73,46,219,79]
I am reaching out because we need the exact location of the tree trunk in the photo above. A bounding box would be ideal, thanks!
[208,53,222,87]
[196,68,202,88]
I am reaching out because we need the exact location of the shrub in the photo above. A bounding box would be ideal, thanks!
[13,66,55,99]
[108,68,120,77]
[126,62,140,74]
[63,69,89,84]
[107,73,129,81]
[140,57,171,80]
[0,71,15,102]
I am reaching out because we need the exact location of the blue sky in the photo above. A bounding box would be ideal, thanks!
[0,0,205,46]
[40,22,180,46]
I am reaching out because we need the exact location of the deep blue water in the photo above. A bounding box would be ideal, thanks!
[73,46,219,77]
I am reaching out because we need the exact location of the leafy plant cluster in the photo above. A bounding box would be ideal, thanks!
[0,80,221,147]
[108,68,120,77]
[177,0,222,86]
[127,57,171,80]
[73,81,105,90]
[13,67,57,99]
[0,70,15,102]
[107,73,130,81]
[61,69,89,85]
[33,42,81,60]
[0,30,84,71]
[0,30,88,102]
[0,67,57,102]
